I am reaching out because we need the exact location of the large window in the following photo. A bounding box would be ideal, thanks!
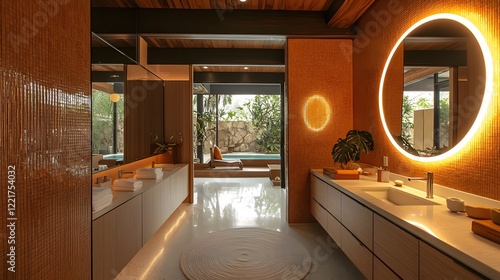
[402,69,450,155]
[91,86,124,155]
[193,93,281,162]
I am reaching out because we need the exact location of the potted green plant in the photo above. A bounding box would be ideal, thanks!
[153,141,176,155]
[332,130,374,169]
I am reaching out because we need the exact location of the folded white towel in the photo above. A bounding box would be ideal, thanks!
[135,172,163,180]
[113,178,143,191]
[92,196,113,212]
[93,202,111,212]
[93,195,112,205]
[92,187,112,201]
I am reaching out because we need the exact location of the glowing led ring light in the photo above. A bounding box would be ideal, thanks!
[379,13,493,162]
[304,95,331,132]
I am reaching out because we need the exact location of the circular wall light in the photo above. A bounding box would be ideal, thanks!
[303,95,331,132]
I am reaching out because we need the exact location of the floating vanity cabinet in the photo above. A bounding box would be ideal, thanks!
[374,256,400,280]
[340,194,374,279]
[142,165,189,244]
[310,176,342,219]
[374,214,418,280]
[142,177,172,244]
[311,199,328,228]
[326,213,342,247]
[325,184,342,218]
[420,242,483,280]
[170,164,189,214]
[311,176,342,245]
[92,195,142,280]
[311,175,327,207]
[323,178,343,245]
[341,194,373,249]
[310,171,495,279]
[341,226,373,280]
[310,176,329,228]
[92,164,189,279]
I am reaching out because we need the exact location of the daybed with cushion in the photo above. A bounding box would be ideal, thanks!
[209,146,243,170]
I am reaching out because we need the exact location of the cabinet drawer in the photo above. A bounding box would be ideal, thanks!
[420,241,483,280]
[341,194,373,249]
[142,178,172,244]
[374,214,418,280]
[92,195,142,280]
[311,199,328,230]
[326,214,342,247]
[326,185,342,219]
[311,176,327,207]
[374,256,400,280]
[342,226,373,280]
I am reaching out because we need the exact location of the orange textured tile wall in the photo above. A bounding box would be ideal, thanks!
[287,39,353,223]
[353,0,499,200]
[0,1,91,279]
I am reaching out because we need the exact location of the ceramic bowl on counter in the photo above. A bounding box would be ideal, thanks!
[465,205,491,219]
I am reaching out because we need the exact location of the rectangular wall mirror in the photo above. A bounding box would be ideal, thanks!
[91,33,165,172]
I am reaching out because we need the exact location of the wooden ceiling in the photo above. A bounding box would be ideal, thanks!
[92,0,334,10]
[144,37,286,49]
[92,64,124,72]
[91,0,377,73]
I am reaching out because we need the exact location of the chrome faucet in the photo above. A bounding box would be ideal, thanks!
[408,172,434,198]
[118,170,134,179]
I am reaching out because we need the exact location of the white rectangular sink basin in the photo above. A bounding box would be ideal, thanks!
[359,186,440,206]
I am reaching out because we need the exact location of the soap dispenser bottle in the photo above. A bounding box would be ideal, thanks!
[377,156,390,182]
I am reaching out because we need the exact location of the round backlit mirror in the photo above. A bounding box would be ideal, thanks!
[379,14,493,162]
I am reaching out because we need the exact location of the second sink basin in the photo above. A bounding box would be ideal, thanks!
[359,186,440,206]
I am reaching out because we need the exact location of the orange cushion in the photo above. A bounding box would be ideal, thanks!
[213,146,223,160]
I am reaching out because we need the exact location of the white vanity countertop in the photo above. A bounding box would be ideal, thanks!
[310,169,500,279]
[92,164,186,221]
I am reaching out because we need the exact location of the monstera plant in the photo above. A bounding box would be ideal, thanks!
[332,130,374,169]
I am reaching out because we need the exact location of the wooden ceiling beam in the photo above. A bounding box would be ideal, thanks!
[326,0,375,28]
[148,48,284,65]
[92,8,356,37]
[404,50,467,67]
[91,71,125,83]
[91,47,137,64]
[325,0,346,25]
[194,72,285,84]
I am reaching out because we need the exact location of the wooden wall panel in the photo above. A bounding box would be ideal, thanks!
[353,0,500,200]
[0,0,91,279]
[287,39,353,223]
[164,77,194,203]
[92,0,330,10]
[124,80,164,163]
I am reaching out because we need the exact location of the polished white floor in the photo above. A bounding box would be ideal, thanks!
[116,178,364,280]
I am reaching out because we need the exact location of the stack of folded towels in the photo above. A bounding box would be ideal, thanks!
[92,187,113,212]
[113,178,143,192]
[135,167,163,180]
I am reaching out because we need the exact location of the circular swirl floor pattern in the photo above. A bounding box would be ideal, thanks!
[180,227,312,280]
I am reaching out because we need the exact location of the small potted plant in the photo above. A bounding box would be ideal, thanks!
[332,130,374,169]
